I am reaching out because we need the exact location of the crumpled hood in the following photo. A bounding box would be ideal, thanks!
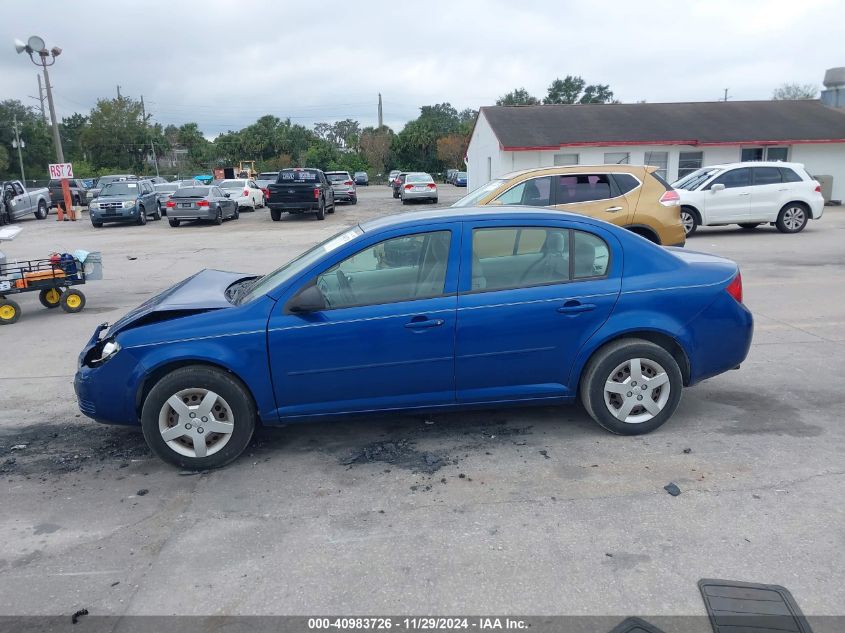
[106,269,251,336]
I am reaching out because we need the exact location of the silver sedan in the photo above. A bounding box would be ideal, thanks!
[400,172,438,204]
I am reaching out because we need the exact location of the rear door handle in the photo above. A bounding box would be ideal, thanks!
[557,301,596,315]
[405,317,445,329]
[605,206,624,212]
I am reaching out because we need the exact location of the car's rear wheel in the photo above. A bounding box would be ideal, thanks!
[315,199,325,220]
[169,218,180,227]
[215,208,223,225]
[270,209,281,221]
[141,366,256,469]
[233,206,240,220]
[775,203,809,233]
[680,207,699,236]
[580,338,683,435]
[739,223,761,230]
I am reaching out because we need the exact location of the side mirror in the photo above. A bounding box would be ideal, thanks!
[710,183,725,192]
[224,192,231,198]
[288,283,326,313]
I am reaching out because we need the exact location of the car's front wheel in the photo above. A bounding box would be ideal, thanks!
[775,203,809,233]
[141,366,256,469]
[580,338,683,435]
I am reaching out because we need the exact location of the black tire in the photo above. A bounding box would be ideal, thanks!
[215,208,223,225]
[432,198,439,204]
[35,201,48,220]
[169,218,180,227]
[72,196,80,207]
[137,206,147,225]
[738,223,761,230]
[392,190,399,199]
[402,198,409,205]
[39,288,62,309]
[579,338,683,436]
[350,197,357,205]
[152,205,162,221]
[140,365,256,469]
[92,219,103,228]
[0,299,21,325]
[775,203,809,234]
[270,209,281,221]
[680,207,699,236]
[60,289,86,313]
[233,206,240,220]
[315,199,325,220]
[160,202,167,216]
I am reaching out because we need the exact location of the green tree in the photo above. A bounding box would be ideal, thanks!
[544,75,614,104]
[0,144,9,174]
[0,100,53,179]
[394,103,462,172]
[81,96,149,170]
[359,126,395,174]
[60,113,89,162]
[772,83,818,100]
[496,88,540,106]
[176,122,210,167]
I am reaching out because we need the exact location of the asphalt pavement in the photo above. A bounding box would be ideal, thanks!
[0,185,843,623]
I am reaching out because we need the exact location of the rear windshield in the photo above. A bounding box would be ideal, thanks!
[174,187,211,197]
[406,173,433,183]
[100,182,139,196]
[155,183,178,192]
[672,167,721,191]
[219,180,246,189]
[327,173,351,182]
[279,170,319,182]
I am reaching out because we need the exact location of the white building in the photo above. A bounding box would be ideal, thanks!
[466,99,845,202]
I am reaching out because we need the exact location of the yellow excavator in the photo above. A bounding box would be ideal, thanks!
[237,160,257,178]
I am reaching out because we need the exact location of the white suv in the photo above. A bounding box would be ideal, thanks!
[672,161,824,235]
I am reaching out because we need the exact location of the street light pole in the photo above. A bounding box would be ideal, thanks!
[15,35,64,163]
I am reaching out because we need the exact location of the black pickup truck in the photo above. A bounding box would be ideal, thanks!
[267,168,336,221]
[48,178,89,208]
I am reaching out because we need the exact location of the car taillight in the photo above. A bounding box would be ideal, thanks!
[814,184,822,193]
[243,189,249,197]
[659,189,680,206]
[404,184,413,190]
[725,272,743,303]
[165,200,175,208]
[313,188,320,199]
[344,180,354,186]
[427,183,436,189]
[196,200,209,207]
[262,188,270,198]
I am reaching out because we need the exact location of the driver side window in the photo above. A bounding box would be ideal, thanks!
[316,231,451,309]
[493,177,552,206]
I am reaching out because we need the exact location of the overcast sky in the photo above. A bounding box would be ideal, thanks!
[2,0,841,137]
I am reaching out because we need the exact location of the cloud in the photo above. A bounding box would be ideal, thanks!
[1,0,840,134]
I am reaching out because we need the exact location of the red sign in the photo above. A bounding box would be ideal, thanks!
[48,163,74,179]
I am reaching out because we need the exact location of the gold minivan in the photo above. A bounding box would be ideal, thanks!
[453,165,686,247]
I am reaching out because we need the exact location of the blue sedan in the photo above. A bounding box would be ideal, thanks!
[74,209,753,469]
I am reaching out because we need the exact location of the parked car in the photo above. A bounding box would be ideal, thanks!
[354,171,369,186]
[454,172,468,187]
[267,168,335,220]
[325,171,358,204]
[146,176,168,185]
[400,172,438,204]
[671,161,824,236]
[444,168,458,184]
[86,174,138,202]
[217,179,265,211]
[452,165,685,247]
[154,182,180,215]
[47,178,89,209]
[88,179,160,227]
[165,185,239,227]
[255,172,278,201]
[391,172,408,198]
[1,180,51,224]
[387,169,401,186]
[74,208,753,469]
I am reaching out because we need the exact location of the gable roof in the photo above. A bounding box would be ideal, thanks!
[479,100,845,150]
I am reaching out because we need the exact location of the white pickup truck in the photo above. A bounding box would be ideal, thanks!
[1,180,51,225]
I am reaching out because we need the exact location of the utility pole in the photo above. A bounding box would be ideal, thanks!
[29,75,47,123]
[377,93,383,129]
[722,88,730,102]
[12,115,26,182]
[15,36,65,162]
[141,94,160,178]
[117,84,121,99]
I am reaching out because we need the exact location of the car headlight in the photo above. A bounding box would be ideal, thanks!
[91,339,121,366]
[122,200,136,209]
[89,202,100,210]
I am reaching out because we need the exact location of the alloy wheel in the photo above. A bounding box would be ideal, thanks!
[782,206,806,231]
[158,388,235,458]
[603,358,671,423]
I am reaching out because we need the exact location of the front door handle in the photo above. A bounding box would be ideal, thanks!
[557,301,596,315]
[405,317,445,329]
[605,206,624,212]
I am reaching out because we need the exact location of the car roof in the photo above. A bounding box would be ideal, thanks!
[704,161,805,170]
[360,207,614,234]
[498,164,652,181]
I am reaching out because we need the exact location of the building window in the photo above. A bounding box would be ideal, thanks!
[741,146,789,162]
[604,152,629,165]
[486,156,491,181]
[678,151,704,178]
[553,153,579,166]
[643,151,668,180]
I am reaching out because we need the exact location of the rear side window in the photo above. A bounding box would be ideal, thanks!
[752,167,783,185]
[709,168,750,189]
[779,168,802,183]
[557,174,613,203]
[494,177,552,206]
[612,174,640,195]
[572,231,609,278]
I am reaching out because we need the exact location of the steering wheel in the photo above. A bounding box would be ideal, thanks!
[335,269,356,305]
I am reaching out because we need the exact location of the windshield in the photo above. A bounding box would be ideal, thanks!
[672,167,721,191]
[98,176,134,187]
[238,227,364,304]
[456,172,467,179]
[219,180,246,189]
[155,184,178,192]
[100,182,139,196]
[174,187,211,197]
[258,172,278,179]
[327,173,350,182]
[451,179,506,207]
